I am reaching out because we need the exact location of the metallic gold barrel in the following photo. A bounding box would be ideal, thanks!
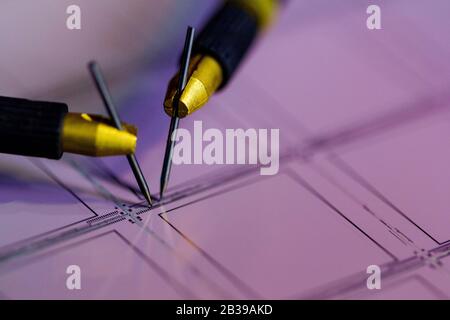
[163,0,279,118]
[62,113,137,157]
[164,54,223,117]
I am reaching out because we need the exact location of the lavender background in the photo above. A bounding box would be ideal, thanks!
[0,0,449,299]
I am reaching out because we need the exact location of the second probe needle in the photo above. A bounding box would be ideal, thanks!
[88,61,153,206]
[160,26,195,200]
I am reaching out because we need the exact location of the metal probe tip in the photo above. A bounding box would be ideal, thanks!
[160,26,195,200]
[88,61,153,206]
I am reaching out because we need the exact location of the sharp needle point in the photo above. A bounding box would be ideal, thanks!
[160,26,195,200]
[88,60,154,207]
[143,190,153,207]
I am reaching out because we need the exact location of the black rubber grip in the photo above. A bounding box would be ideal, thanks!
[194,2,259,88]
[0,96,68,159]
